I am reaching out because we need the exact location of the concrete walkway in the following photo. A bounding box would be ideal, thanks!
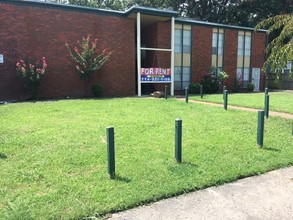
[178,99,293,119]
[107,167,293,220]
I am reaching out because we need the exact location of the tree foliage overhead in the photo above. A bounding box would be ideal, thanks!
[256,14,293,78]
[45,0,293,27]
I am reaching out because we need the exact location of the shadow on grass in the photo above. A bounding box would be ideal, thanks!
[263,147,281,152]
[0,153,7,159]
[181,161,198,167]
[114,175,131,183]
[167,161,198,173]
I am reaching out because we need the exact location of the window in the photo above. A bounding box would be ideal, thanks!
[183,30,191,53]
[175,29,182,53]
[237,31,252,88]
[174,24,191,90]
[212,28,224,76]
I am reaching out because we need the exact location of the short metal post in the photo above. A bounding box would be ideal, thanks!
[264,95,269,118]
[200,85,203,98]
[265,87,268,96]
[175,119,182,163]
[224,90,228,110]
[223,86,226,100]
[257,110,265,147]
[185,87,189,103]
[165,85,168,99]
[107,127,115,179]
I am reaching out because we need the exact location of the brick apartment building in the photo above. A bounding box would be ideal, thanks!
[0,0,267,100]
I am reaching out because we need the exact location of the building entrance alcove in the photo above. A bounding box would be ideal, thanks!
[125,6,178,96]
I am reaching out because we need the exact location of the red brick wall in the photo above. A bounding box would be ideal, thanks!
[191,26,212,82]
[251,32,266,91]
[0,2,136,100]
[223,29,239,90]
[190,26,266,91]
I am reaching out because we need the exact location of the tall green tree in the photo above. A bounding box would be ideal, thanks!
[235,0,293,27]
[256,14,293,78]
[179,0,239,24]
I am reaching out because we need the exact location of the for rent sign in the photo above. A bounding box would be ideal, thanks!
[141,68,171,82]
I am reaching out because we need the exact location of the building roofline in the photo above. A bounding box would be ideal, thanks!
[1,0,267,32]
[124,5,179,18]
[1,0,124,16]
[175,17,267,32]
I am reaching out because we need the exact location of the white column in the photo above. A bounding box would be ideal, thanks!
[137,12,141,97]
[171,16,175,96]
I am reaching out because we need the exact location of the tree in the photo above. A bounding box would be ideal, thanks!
[235,0,293,27]
[255,14,293,78]
[65,35,111,80]
[180,0,240,24]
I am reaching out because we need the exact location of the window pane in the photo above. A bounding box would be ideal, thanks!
[182,81,190,89]
[174,67,181,81]
[243,68,249,81]
[174,81,181,90]
[182,67,190,81]
[245,49,251,56]
[238,35,244,49]
[219,33,224,42]
[183,45,191,53]
[238,49,243,56]
[212,33,218,47]
[175,45,182,53]
[237,68,242,79]
[212,47,217,54]
[183,30,191,46]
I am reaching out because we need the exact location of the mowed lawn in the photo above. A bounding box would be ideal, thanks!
[191,91,293,114]
[0,98,293,219]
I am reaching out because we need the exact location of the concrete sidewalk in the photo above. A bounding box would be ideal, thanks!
[107,167,293,220]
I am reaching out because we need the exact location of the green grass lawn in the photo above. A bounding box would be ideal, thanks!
[191,91,293,114]
[0,98,293,219]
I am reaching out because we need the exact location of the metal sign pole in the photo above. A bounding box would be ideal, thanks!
[137,12,141,97]
[171,16,175,96]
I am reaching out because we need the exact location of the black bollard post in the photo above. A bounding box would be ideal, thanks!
[223,86,226,100]
[107,127,115,179]
[257,110,265,147]
[165,85,168,99]
[185,87,189,103]
[175,119,182,163]
[224,90,228,110]
[200,85,203,98]
[264,95,270,118]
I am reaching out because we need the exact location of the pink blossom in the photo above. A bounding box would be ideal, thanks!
[74,47,79,53]
[21,67,26,74]
[16,62,20,67]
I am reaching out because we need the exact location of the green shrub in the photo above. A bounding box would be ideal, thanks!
[189,82,201,94]
[247,82,255,92]
[200,73,218,94]
[92,84,103,97]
